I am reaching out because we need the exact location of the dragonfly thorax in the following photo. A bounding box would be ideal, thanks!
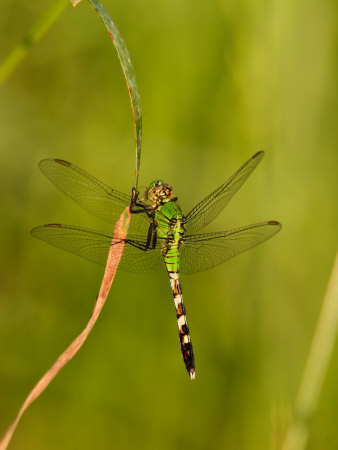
[146,180,173,205]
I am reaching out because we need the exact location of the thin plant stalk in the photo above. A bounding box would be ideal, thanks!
[0,1,142,448]
[85,0,142,188]
[0,0,70,86]
[1,0,142,188]
[0,208,131,450]
[282,250,338,450]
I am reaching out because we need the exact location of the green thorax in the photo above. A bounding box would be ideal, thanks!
[156,201,185,272]
[146,180,185,271]
[155,201,185,239]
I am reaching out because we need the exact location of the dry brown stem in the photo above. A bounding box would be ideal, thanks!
[0,207,130,450]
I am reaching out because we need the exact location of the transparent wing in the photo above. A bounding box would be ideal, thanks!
[185,151,264,234]
[31,224,164,274]
[39,159,150,233]
[180,221,281,274]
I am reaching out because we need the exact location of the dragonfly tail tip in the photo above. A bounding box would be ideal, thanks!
[189,370,195,380]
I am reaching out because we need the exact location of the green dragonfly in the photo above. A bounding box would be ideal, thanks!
[31,151,281,379]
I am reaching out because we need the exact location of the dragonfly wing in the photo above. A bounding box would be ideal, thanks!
[180,221,281,274]
[39,159,150,233]
[31,224,164,274]
[184,151,264,234]
[121,239,164,273]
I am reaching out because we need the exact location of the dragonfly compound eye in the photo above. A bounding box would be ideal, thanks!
[147,180,173,202]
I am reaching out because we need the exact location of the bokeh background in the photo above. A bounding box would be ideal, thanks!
[0,1,337,449]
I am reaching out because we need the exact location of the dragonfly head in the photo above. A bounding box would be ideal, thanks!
[146,180,173,204]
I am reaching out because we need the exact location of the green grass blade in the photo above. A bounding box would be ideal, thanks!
[86,0,142,188]
[0,0,70,86]
[1,0,142,188]
[282,250,338,450]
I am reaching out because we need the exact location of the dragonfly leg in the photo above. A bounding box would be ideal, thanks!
[130,186,140,206]
[130,189,156,218]
[145,220,157,250]
[130,187,148,213]
[151,227,157,249]
[124,222,157,252]
[131,188,161,212]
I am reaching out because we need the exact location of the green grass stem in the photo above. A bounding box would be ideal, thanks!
[0,0,70,86]
[86,0,142,188]
[282,250,338,450]
[0,2,141,448]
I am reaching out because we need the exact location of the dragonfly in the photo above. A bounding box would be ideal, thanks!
[31,151,281,379]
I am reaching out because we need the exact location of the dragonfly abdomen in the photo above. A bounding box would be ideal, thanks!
[168,272,195,380]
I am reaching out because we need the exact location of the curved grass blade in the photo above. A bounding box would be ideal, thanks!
[86,0,142,188]
[1,2,142,449]
[180,221,281,274]
[185,151,264,234]
[0,208,130,450]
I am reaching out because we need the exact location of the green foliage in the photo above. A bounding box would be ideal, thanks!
[0,0,70,85]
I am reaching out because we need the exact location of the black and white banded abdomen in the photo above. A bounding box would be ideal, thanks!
[168,272,195,379]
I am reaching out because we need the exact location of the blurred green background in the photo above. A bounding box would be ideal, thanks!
[0,1,337,449]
